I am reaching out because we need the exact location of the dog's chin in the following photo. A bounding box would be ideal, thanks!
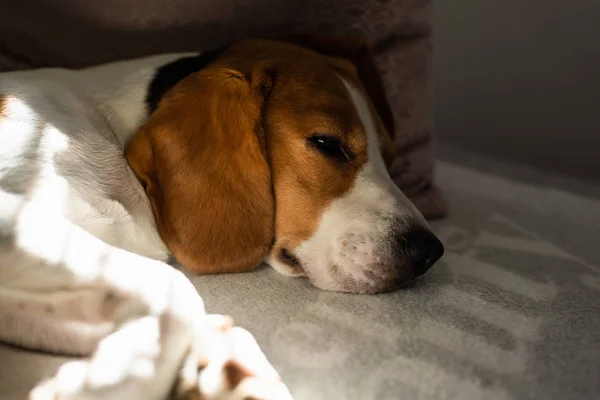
[305,267,415,294]
[269,249,419,294]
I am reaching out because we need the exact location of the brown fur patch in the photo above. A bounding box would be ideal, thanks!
[126,67,274,274]
[282,34,396,141]
[223,360,249,390]
[0,95,7,119]
[169,383,206,400]
[286,35,398,168]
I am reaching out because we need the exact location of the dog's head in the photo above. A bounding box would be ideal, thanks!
[126,37,443,294]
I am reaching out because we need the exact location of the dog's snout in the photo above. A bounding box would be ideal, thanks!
[403,228,444,276]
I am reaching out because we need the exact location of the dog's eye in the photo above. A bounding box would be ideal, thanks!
[308,134,352,163]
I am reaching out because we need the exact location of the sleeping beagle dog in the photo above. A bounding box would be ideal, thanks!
[0,37,444,399]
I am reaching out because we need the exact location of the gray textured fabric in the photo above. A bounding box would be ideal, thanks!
[1,160,599,399]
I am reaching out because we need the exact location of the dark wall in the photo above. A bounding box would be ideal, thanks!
[432,0,600,181]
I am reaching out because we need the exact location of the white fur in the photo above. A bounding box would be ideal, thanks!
[0,54,287,399]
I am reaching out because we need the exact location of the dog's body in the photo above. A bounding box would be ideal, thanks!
[0,38,443,399]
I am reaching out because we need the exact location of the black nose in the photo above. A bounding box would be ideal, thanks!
[403,228,444,276]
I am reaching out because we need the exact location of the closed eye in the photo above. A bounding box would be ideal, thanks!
[307,134,353,163]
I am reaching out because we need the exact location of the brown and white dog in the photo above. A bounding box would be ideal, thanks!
[0,37,444,399]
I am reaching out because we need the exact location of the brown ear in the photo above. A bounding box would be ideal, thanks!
[125,67,274,274]
[283,34,397,166]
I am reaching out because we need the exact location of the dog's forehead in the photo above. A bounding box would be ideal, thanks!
[265,66,369,152]
[225,40,355,99]
[271,75,359,124]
